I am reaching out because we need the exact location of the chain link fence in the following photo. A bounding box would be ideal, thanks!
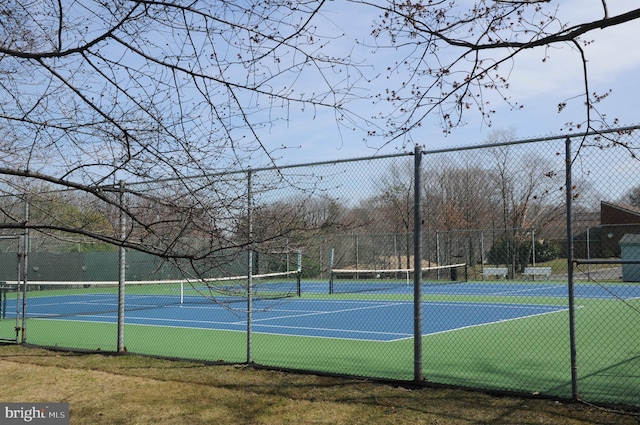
[1,126,639,408]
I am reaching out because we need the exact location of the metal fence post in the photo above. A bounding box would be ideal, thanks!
[246,170,253,364]
[21,195,29,343]
[413,145,423,382]
[117,181,127,353]
[565,137,579,400]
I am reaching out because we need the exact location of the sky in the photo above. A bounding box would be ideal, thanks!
[256,0,640,165]
[7,0,639,189]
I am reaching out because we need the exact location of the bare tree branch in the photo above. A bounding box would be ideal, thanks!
[1,0,638,277]
[358,1,640,142]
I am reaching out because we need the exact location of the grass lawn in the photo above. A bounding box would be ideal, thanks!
[0,344,638,425]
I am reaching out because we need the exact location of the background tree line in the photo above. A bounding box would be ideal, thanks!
[1,132,599,279]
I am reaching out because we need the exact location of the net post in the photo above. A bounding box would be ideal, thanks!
[180,282,184,304]
[296,251,302,297]
[0,283,5,319]
[329,270,334,294]
[328,248,335,294]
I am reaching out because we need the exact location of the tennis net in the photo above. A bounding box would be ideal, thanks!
[1,270,301,318]
[329,264,467,294]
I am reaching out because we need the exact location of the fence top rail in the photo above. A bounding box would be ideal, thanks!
[16,123,640,192]
[118,151,415,189]
[121,123,640,190]
[420,124,640,156]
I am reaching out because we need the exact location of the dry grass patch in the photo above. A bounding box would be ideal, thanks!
[0,345,637,424]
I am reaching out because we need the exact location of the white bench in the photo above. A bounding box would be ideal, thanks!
[482,267,508,280]
[523,267,552,280]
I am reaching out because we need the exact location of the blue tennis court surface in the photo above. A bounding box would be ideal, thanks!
[307,281,640,299]
[425,282,640,299]
[8,295,567,342]
[5,281,637,341]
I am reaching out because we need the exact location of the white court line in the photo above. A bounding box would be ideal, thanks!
[34,314,238,327]
[484,284,566,297]
[389,306,580,342]
[424,300,568,310]
[31,314,412,342]
[25,298,116,308]
[245,302,403,324]
[245,327,412,342]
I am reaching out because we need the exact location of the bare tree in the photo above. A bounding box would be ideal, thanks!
[1,0,639,270]
[484,129,564,273]
[0,0,370,269]
[372,159,414,268]
[623,186,640,208]
[360,1,640,143]
[423,154,497,266]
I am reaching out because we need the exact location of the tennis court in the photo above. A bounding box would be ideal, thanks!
[1,276,639,406]
[2,279,638,341]
[1,294,569,341]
